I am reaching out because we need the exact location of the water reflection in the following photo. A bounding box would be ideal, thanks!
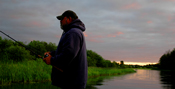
[160,70,175,89]
[122,69,160,81]
[94,70,162,89]
[1,70,175,89]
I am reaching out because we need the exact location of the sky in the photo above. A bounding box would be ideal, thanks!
[1,0,175,64]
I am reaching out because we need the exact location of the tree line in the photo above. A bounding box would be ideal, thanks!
[3,36,172,69]
[159,48,175,70]
[0,36,121,68]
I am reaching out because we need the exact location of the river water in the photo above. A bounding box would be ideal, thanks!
[1,69,175,89]
[94,69,175,89]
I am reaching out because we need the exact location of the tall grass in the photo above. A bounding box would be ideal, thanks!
[0,60,135,86]
[0,59,52,85]
[88,67,136,78]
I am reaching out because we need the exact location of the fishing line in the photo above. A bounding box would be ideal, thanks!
[0,30,42,59]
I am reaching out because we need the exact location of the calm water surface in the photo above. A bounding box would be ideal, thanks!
[94,69,175,89]
[1,69,175,89]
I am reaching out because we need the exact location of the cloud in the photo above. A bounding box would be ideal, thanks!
[83,32,88,37]
[166,0,175,2]
[121,2,141,10]
[147,21,153,24]
[26,21,49,27]
[54,35,61,38]
[107,32,124,37]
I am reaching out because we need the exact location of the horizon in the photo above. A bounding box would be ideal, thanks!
[122,61,158,66]
[113,61,158,66]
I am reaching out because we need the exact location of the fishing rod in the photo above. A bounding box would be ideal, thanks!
[0,30,63,72]
[0,30,42,59]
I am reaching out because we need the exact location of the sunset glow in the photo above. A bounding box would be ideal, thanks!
[116,61,157,66]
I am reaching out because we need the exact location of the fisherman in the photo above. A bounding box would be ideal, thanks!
[43,10,87,89]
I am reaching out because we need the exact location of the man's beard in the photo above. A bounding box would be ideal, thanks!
[61,24,66,30]
[61,24,69,31]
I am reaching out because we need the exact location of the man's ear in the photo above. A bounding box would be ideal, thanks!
[68,17,73,22]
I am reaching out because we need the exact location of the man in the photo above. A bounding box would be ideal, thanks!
[43,10,87,89]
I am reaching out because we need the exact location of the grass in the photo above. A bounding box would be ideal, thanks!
[0,59,136,86]
[88,67,136,78]
[0,59,52,85]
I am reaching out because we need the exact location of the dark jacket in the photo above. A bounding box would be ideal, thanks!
[50,19,87,89]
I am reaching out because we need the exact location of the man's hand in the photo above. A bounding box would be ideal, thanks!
[43,52,52,65]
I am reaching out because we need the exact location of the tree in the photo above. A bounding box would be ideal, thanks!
[87,50,104,67]
[120,61,124,65]
[159,49,175,70]
[4,45,33,62]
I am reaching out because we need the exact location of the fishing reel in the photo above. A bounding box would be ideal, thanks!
[44,54,49,58]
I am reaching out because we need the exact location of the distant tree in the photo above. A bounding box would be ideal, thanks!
[101,60,111,67]
[111,61,119,67]
[87,50,117,68]
[159,49,175,70]
[87,50,104,67]
[120,61,125,68]
[120,61,124,65]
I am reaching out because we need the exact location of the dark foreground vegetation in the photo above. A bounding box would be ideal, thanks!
[0,36,135,86]
[159,48,175,70]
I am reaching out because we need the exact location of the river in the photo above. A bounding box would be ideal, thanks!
[1,69,175,89]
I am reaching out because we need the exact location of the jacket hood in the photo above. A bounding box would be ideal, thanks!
[63,19,86,32]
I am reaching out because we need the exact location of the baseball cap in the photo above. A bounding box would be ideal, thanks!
[56,10,78,20]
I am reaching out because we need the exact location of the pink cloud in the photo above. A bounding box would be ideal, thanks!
[167,14,173,21]
[29,21,43,27]
[121,2,141,10]
[147,21,153,24]
[10,15,20,19]
[85,31,124,43]
[107,32,124,37]
[84,32,104,43]
[87,38,104,43]
[55,35,61,38]
[83,32,88,37]
[108,34,116,37]
[116,32,124,35]
[26,21,49,27]
[140,13,148,18]
[169,29,175,33]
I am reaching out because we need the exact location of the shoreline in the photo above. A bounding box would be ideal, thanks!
[0,60,136,86]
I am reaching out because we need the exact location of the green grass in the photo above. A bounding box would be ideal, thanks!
[0,59,52,85]
[88,67,136,78]
[0,59,135,86]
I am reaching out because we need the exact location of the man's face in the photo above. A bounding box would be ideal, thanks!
[60,17,72,30]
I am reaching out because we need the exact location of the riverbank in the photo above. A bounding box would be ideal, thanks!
[0,59,136,86]
[88,67,136,78]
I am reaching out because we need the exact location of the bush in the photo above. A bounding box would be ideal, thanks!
[4,45,33,62]
[27,40,57,57]
[0,38,14,52]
